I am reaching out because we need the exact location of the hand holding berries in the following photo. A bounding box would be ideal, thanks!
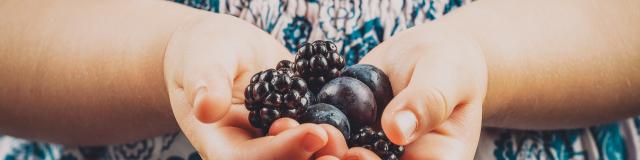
[164,16,333,160]
[244,40,405,160]
[348,27,486,159]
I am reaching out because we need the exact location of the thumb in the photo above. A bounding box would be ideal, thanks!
[380,44,482,145]
[186,66,234,123]
[380,85,460,145]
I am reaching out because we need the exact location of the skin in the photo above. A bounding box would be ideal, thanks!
[0,0,639,159]
[338,0,640,159]
[0,0,345,159]
[0,0,192,145]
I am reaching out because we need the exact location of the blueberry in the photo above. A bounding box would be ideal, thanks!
[317,77,377,129]
[300,103,351,139]
[341,64,393,120]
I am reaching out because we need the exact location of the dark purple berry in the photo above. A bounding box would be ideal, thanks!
[264,93,283,106]
[249,111,262,127]
[244,83,255,103]
[252,81,270,102]
[259,69,277,82]
[327,52,345,68]
[283,91,301,108]
[295,59,310,75]
[297,43,313,58]
[276,60,294,69]
[250,71,262,83]
[326,41,338,53]
[277,68,295,77]
[310,55,329,72]
[290,77,308,91]
[317,77,377,129]
[259,107,279,124]
[340,64,393,121]
[300,103,351,140]
[272,74,292,92]
[316,41,330,55]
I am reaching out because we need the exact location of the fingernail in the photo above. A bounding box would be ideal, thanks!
[394,110,417,142]
[301,133,324,152]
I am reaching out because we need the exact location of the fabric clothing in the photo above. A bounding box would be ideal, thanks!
[2,0,639,159]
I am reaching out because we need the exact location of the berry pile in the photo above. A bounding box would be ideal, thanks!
[243,40,402,159]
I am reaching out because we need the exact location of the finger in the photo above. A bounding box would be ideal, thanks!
[314,124,349,158]
[342,147,380,160]
[165,17,239,124]
[316,155,341,160]
[238,123,329,160]
[402,103,482,160]
[380,84,460,145]
[268,118,300,136]
[176,104,262,160]
[185,67,234,123]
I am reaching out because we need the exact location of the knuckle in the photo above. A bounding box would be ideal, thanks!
[415,87,450,125]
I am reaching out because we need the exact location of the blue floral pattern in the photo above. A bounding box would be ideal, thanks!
[3,142,61,160]
[480,120,637,160]
[1,132,198,160]
[491,129,585,160]
[283,17,312,53]
[1,0,638,159]
[635,117,640,135]
[589,123,627,159]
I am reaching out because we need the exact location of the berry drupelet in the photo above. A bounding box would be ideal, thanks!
[294,40,345,93]
[276,60,294,70]
[349,126,404,160]
[244,68,312,134]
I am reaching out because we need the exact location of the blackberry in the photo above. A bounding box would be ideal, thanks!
[349,126,404,160]
[244,68,312,134]
[294,40,345,93]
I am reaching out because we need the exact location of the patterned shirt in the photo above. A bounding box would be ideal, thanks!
[1,0,639,159]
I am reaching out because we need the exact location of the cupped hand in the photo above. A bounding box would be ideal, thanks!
[343,25,487,159]
[163,14,346,159]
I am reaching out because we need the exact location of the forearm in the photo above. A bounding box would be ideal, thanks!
[0,0,207,145]
[432,0,640,129]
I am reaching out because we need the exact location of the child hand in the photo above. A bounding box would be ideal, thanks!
[344,26,487,159]
[163,14,345,159]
